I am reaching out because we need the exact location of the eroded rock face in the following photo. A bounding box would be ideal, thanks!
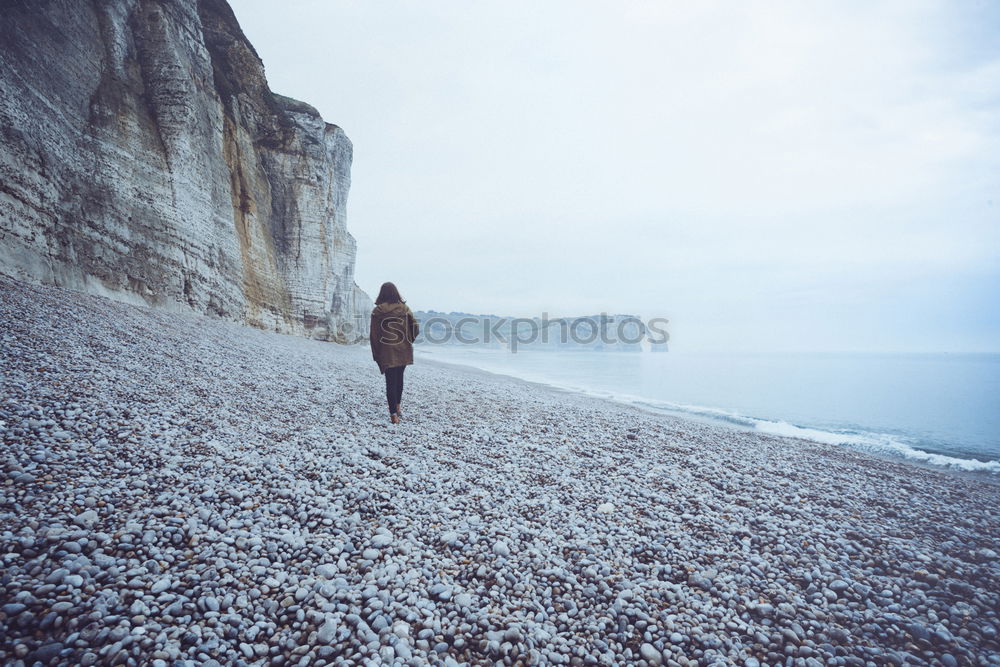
[0,0,371,341]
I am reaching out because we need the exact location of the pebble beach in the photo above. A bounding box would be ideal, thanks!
[1,276,999,667]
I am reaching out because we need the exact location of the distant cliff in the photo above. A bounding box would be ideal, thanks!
[414,311,667,351]
[0,0,371,341]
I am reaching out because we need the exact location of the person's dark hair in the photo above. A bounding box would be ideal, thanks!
[375,282,405,305]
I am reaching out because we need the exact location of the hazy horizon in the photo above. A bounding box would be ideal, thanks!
[230,0,1000,353]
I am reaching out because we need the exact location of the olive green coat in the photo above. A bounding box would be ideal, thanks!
[370,302,419,374]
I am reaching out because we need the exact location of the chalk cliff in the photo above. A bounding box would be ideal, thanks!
[0,0,371,341]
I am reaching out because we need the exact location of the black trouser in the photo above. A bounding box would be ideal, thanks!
[384,365,405,413]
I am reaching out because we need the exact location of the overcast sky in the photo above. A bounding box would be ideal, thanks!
[230,0,999,352]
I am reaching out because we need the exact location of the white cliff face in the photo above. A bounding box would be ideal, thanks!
[0,0,371,341]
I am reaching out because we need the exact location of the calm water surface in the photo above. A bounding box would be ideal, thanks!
[416,347,1000,473]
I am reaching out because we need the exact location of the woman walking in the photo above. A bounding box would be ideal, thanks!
[370,282,419,424]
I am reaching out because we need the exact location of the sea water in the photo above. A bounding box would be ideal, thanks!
[415,346,1000,473]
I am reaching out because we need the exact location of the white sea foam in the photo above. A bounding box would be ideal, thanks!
[626,397,1000,473]
[722,412,1000,473]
